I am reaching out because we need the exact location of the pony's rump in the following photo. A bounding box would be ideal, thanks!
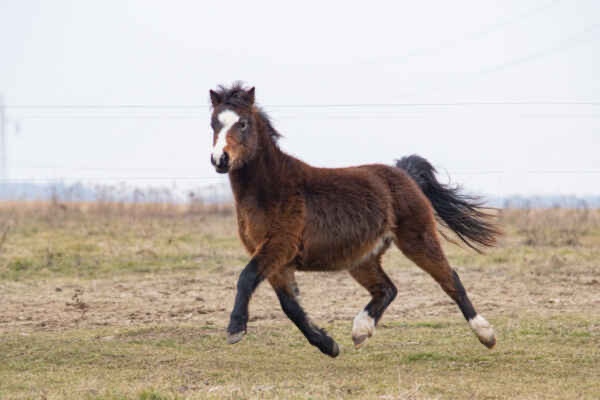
[396,154,500,252]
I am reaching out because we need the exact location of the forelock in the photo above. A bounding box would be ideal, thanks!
[213,82,253,109]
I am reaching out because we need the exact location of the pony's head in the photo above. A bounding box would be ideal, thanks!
[208,83,262,174]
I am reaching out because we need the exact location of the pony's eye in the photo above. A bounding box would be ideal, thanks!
[239,120,248,131]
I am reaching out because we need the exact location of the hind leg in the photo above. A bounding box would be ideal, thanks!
[349,258,398,348]
[395,225,496,348]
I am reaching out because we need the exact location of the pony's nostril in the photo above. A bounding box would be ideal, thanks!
[210,154,217,166]
[219,152,230,168]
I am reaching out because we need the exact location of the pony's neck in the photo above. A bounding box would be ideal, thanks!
[228,127,288,204]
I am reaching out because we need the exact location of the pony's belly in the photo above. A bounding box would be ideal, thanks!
[298,232,394,271]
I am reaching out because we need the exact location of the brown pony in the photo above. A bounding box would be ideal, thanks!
[209,83,500,357]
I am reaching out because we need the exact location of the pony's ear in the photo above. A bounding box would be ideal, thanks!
[246,87,255,105]
[209,90,222,107]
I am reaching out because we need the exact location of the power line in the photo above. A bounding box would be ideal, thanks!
[9,165,208,171]
[358,0,564,65]
[0,176,225,182]
[478,23,600,75]
[10,110,600,121]
[4,101,600,109]
[5,105,205,109]
[11,113,600,121]
[1,170,600,183]
[271,101,600,108]
[0,95,5,180]
[14,115,207,120]
[404,23,600,98]
[450,170,600,175]
[7,162,600,174]
[8,166,600,174]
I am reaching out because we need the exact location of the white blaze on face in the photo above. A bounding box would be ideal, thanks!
[212,109,240,162]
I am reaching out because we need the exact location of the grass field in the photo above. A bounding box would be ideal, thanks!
[0,202,599,399]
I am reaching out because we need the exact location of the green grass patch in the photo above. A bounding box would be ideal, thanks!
[1,316,599,399]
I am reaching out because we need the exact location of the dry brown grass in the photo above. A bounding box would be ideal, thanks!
[500,207,600,246]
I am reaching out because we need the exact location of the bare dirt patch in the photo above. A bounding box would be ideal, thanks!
[1,246,598,337]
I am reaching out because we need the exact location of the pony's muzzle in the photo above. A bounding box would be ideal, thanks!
[211,151,230,173]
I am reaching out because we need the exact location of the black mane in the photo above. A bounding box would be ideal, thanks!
[256,108,282,142]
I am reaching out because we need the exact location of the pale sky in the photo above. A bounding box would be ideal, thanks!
[0,0,599,196]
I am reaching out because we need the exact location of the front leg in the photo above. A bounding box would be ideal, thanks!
[226,236,299,344]
[227,258,263,344]
[269,270,340,358]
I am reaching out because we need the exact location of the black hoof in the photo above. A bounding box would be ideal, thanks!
[329,341,340,358]
[316,335,340,358]
[226,330,246,344]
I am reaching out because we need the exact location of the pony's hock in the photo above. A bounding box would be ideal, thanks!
[209,83,500,357]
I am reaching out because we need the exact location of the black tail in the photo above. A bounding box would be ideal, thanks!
[396,154,500,252]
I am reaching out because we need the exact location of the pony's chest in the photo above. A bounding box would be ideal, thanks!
[236,207,270,252]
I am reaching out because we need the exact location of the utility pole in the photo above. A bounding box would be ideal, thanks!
[0,94,6,181]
